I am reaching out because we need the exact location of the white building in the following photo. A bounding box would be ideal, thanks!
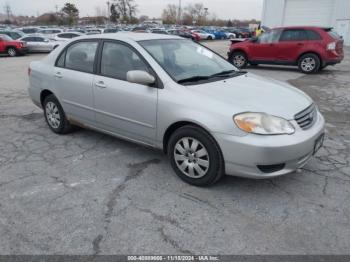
[262,0,350,46]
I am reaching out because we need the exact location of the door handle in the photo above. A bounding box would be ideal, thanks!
[95,81,107,88]
[297,43,304,46]
[54,72,62,78]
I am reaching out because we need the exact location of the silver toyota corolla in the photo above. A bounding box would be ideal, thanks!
[28,33,325,186]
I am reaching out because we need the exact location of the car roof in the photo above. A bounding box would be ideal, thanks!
[272,26,330,30]
[74,32,181,42]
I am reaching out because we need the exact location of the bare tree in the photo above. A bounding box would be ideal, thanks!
[183,2,208,25]
[112,0,137,22]
[162,4,178,24]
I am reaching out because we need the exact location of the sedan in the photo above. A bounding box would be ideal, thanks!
[19,36,59,52]
[28,33,325,186]
[54,32,84,42]
[191,30,215,40]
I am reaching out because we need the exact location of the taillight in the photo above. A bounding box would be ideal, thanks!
[327,42,336,51]
[28,67,31,76]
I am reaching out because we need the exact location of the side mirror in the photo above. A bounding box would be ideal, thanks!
[127,70,155,86]
[251,37,258,43]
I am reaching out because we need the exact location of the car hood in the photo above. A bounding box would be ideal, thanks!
[186,73,312,120]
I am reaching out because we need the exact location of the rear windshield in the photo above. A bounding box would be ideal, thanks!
[324,28,341,39]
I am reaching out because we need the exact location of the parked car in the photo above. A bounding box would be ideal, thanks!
[86,30,102,35]
[222,30,236,39]
[19,35,59,52]
[28,33,325,186]
[228,26,344,74]
[102,28,119,34]
[205,30,227,40]
[132,26,150,33]
[37,28,64,39]
[19,27,40,34]
[231,28,252,38]
[150,29,169,35]
[0,34,28,56]
[168,29,200,41]
[191,30,215,40]
[54,32,84,41]
[0,30,25,40]
[67,29,87,34]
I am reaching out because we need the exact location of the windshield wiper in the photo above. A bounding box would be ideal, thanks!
[177,71,247,84]
[177,75,210,84]
[210,70,247,77]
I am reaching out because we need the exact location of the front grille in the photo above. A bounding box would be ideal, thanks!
[294,104,317,130]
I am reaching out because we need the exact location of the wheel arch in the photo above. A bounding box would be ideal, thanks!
[40,89,54,107]
[229,48,248,60]
[6,46,18,51]
[297,51,322,64]
[162,120,222,157]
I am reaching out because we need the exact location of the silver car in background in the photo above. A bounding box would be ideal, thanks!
[19,35,59,52]
[28,33,325,186]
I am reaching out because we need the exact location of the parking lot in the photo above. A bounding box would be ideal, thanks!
[0,41,349,255]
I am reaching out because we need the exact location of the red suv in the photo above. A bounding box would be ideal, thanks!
[0,34,28,57]
[228,26,344,74]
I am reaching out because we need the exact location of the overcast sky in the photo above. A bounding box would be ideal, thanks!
[2,0,263,20]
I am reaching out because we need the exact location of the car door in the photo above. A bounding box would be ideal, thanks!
[0,36,5,52]
[93,40,158,145]
[248,29,281,62]
[276,29,308,63]
[54,40,99,125]
[21,37,36,52]
[36,37,50,52]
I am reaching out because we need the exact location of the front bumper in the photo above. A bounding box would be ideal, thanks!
[213,112,325,179]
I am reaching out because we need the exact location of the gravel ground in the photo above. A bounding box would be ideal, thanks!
[0,41,349,255]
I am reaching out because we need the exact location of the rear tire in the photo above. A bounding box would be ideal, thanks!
[7,47,17,57]
[231,51,248,69]
[207,36,213,40]
[298,53,321,74]
[168,125,224,186]
[43,94,73,134]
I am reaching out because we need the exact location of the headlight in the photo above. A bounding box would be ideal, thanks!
[234,113,295,135]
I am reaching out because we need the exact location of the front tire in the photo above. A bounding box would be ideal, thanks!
[231,51,248,69]
[298,53,320,74]
[7,47,17,57]
[43,94,72,134]
[207,36,213,40]
[168,125,224,186]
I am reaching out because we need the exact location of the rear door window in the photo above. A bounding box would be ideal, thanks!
[64,41,99,73]
[280,29,308,41]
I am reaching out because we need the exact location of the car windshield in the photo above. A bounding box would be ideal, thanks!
[139,39,240,84]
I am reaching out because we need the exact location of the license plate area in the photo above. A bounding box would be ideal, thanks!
[313,133,325,155]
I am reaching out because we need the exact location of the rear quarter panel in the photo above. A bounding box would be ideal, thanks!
[29,60,55,108]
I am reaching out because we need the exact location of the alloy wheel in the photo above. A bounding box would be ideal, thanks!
[45,101,61,129]
[173,137,210,179]
[233,55,246,68]
[8,48,16,57]
[301,57,316,72]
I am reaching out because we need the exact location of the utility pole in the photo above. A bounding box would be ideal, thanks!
[177,0,182,25]
[3,3,11,21]
[55,4,58,14]
[107,1,110,24]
